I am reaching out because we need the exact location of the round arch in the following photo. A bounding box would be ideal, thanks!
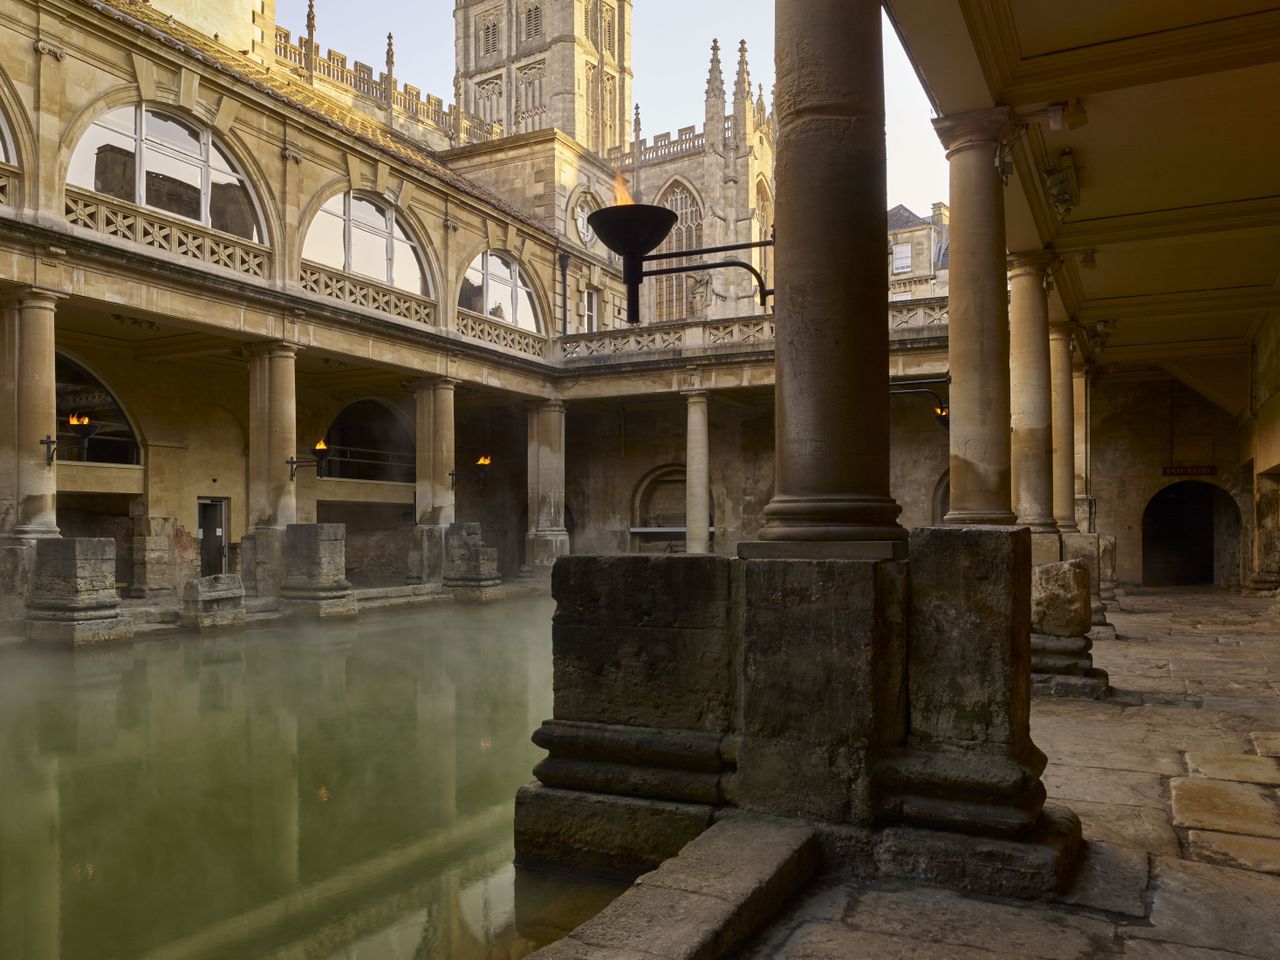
[455,244,549,334]
[931,470,951,526]
[53,351,142,465]
[0,59,35,202]
[297,179,440,298]
[1141,480,1243,587]
[320,398,415,483]
[59,95,279,250]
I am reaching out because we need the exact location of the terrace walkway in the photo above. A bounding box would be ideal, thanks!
[740,588,1280,959]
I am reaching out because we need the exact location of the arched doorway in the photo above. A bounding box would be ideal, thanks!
[1142,481,1242,587]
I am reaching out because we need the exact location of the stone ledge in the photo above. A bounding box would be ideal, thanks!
[530,815,818,960]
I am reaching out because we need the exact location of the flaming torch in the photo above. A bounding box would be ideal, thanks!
[588,172,677,326]
[476,455,492,490]
[68,413,98,460]
[314,438,330,478]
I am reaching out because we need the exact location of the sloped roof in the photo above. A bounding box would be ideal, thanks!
[887,203,929,231]
[76,0,551,236]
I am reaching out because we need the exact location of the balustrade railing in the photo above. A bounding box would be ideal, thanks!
[64,188,270,280]
[456,310,549,360]
[300,263,435,325]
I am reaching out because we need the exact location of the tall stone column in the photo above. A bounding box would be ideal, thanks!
[12,290,64,539]
[1049,323,1079,532]
[267,343,298,528]
[525,399,569,570]
[684,390,711,554]
[247,347,271,530]
[935,107,1016,525]
[412,380,436,524]
[433,378,457,526]
[754,0,906,554]
[1008,253,1057,533]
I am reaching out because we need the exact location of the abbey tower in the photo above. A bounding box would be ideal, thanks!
[455,0,634,155]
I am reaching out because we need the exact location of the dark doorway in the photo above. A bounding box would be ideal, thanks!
[198,498,228,577]
[1142,482,1240,587]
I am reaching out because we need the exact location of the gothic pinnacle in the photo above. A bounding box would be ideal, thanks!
[386,32,395,76]
[734,39,751,103]
[706,39,725,102]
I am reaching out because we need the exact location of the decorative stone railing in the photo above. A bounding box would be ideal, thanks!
[64,188,270,280]
[456,310,549,360]
[889,296,949,330]
[0,164,15,207]
[299,263,435,325]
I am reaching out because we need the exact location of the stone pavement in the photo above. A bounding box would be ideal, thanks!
[739,588,1280,959]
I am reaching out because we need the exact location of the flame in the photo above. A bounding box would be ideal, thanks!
[69,413,89,426]
[613,169,634,206]
[935,405,950,417]
[476,455,493,466]
[315,438,328,451]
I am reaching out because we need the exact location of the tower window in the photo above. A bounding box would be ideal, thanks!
[525,4,542,41]
[604,6,615,53]
[480,15,501,56]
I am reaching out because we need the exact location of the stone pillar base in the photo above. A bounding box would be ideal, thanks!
[406,525,445,586]
[181,574,247,631]
[444,523,502,599]
[0,539,35,616]
[525,529,570,572]
[280,524,355,619]
[1029,560,1110,698]
[1030,532,1062,567]
[241,526,286,598]
[25,538,134,647]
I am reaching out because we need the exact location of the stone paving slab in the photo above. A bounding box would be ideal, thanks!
[1254,732,1280,756]
[1170,777,1280,838]
[1186,752,1280,785]
[1188,829,1280,875]
[1061,841,1150,917]
[1067,799,1181,857]
[1042,763,1167,808]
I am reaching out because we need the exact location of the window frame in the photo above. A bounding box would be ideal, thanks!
[460,250,543,333]
[303,190,432,297]
[524,4,543,41]
[583,287,598,332]
[68,104,265,243]
[891,241,913,274]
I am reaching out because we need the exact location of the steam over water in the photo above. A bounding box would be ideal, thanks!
[0,597,620,959]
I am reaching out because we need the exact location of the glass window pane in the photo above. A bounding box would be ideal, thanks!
[302,208,345,269]
[515,286,540,331]
[322,193,345,215]
[209,169,261,242]
[98,106,136,136]
[145,111,202,157]
[488,278,516,323]
[68,124,136,202]
[349,224,386,280]
[210,142,239,176]
[459,275,483,314]
[392,219,413,244]
[143,147,202,220]
[391,238,424,294]
[350,196,386,230]
[465,256,485,288]
[488,251,516,281]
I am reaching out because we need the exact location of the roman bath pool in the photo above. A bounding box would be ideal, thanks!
[0,597,621,959]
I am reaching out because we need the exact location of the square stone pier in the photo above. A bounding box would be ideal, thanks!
[25,537,134,646]
[515,526,1082,900]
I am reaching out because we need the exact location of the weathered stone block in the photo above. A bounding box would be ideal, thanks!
[1031,559,1092,637]
[1099,535,1118,600]
[1061,533,1101,596]
[734,558,907,824]
[551,556,733,733]
[281,524,355,619]
[181,573,246,632]
[1030,532,1062,567]
[443,523,502,597]
[406,524,444,585]
[26,538,133,646]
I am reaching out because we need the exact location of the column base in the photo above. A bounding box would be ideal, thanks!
[737,539,908,560]
[758,495,908,545]
[945,509,1018,525]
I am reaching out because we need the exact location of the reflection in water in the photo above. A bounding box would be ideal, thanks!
[0,598,620,960]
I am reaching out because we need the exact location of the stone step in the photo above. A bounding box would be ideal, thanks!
[530,815,818,960]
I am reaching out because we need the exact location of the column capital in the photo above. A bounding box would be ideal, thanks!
[540,398,566,413]
[933,106,1014,156]
[245,340,300,360]
[433,376,460,390]
[681,388,710,401]
[1007,250,1056,280]
[1048,320,1077,340]
[7,287,68,309]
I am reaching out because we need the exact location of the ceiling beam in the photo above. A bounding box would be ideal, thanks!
[133,333,243,362]
[1099,338,1250,363]
[1056,196,1280,252]
[1076,287,1280,324]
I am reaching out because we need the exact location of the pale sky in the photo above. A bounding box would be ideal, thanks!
[276,1,949,215]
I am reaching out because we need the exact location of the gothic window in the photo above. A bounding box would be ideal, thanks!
[478,10,502,56]
[584,1,599,45]
[459,251,543,332]
[524,4,543,41]
[604,73,617,148]
[755,179,774,286]
[68,105,264,243]
[476,77,504,126]
[0,109,13,166]
[517,62,546,132]
[302,191,431,296]
[604,5,616,54]
[654,183,704,324]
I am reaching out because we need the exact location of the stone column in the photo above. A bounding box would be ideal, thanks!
[935,107,1016,525]
[246,347,271,529]
[1008,252,1058,534]
[12,290,64,538]
[525,399,570,570]
[754,0,906,554]
[267,343,298,528]
[412,380,436,524]
[433,378,457,526]
[1050,322,1079,532]
[684,390,711,554]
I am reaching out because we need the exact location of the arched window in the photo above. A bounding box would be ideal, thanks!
[302,191,431,296]
[756,179,774,287]
[68,105,264,242]
[320,399,414,483]
[0,108,14,166]
[654,183,704,323]
[55,355,140,465]
[459,251,542,332]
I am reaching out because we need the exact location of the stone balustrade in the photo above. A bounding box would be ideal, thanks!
[300,262,436,325]
[64,188,270,281]
[455,309,549,359]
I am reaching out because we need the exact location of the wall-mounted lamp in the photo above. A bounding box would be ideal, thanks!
[41,435,57,465]
[288,439,331,482]
[68,413,99,460]
[450,455,494,491]
[933,404,951,431]
[889,379,952,432]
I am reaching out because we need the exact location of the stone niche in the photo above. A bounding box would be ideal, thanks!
[516,527,1081,900]
[25,537,134,646]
